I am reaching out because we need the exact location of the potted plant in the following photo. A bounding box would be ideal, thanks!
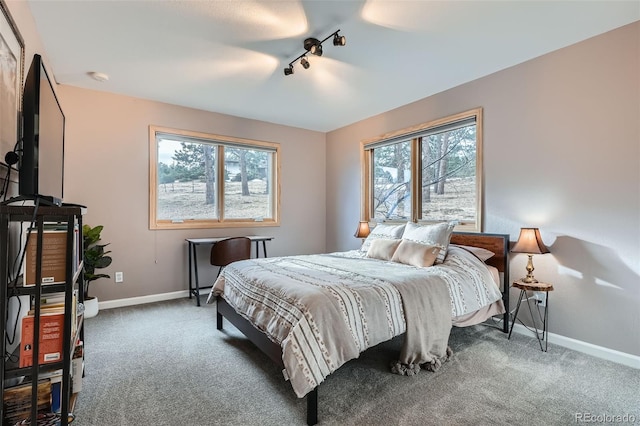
[82,224,112,318]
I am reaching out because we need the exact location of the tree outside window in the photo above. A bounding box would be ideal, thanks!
[363,108,482,231]
[149,126,279,229]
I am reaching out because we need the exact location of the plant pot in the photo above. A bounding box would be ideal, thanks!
[84,296,99,318]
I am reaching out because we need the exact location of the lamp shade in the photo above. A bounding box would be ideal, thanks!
[354,221,371,239]
[511,228,550,254]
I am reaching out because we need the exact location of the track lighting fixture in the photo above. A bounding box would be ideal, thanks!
[283,29,346,76]
[333,33,346,46]
[304,38,323,56]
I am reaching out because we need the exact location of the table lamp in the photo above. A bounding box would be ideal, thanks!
[354,221,370,242]
[511,227,550,283]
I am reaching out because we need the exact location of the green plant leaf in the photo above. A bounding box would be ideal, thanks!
[94,256,112,269]
[82,224,114,295]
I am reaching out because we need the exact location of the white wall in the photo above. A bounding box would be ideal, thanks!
[326,22,640,357]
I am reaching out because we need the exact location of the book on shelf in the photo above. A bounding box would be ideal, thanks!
[27,302,64,316]
[22,222,81,287]
[72,340,84,394]
[38,291,66,306]
[38,369,63,414]
[31,289,79,330]
[23,228,67,287]
[19,312,64,368]
[1,379,51,425]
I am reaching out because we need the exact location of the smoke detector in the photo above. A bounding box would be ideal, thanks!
[88,71,109,82]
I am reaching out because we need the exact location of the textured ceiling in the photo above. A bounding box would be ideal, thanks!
[27,1,640,132]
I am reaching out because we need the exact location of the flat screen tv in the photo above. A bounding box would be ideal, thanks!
[18,54,65,206]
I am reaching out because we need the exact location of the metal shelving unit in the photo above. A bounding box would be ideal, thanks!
[1,204,85,425]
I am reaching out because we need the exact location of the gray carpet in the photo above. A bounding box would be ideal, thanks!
[73,298,639,425]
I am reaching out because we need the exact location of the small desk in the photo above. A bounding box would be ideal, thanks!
[508,280,554,352]
[186,236,274,306]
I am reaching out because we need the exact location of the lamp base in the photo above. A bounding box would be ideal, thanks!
[520,254,539,283]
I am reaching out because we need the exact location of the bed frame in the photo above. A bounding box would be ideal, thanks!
[215,232,509,425]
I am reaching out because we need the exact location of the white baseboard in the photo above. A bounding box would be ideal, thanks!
[511,323,640,369]
[98,292,639,370]
[97,290,190,310]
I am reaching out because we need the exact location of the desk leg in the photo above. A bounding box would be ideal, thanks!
[192,243,201,307]
[188,242,193,300]
[262,240,268,258]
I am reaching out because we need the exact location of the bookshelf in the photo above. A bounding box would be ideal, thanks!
[1,204,85,426]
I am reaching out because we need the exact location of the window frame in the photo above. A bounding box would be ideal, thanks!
[149,125,280,230]
[361,108,483,232]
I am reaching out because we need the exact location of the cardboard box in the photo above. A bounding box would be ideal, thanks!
[23,229,68,286]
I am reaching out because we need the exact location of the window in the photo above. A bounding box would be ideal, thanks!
[362,108,482,232]
[371,140,412,220]
[149,126,280,229]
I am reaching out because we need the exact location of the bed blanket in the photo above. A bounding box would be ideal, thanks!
[391,273,452,376]
[208,248,500,398]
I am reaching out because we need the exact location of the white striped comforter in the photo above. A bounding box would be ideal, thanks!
[210,246,502,397]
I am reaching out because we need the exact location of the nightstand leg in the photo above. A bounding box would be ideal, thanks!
[544,292,549,352]
[508,289,525,340]
[525,292,545,351]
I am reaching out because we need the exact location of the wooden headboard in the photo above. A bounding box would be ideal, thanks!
[450,232,509,273]
[450,232,510,333]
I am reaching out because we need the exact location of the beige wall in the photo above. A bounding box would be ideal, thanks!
[57,86,326,301]
[327,22,640,356]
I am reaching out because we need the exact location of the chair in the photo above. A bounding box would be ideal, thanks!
[210,237,252,278]
[194,237,252,306]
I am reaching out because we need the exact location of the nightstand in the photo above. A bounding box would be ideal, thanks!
[508,280,554,352]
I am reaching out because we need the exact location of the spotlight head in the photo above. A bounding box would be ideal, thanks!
[304,37,323,56]
[300,57,310,69]
[283,66,294,76]
[333,33,346,46]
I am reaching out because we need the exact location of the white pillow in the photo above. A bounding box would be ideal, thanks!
[391,240,440,268]
[366,238,401,261]
[400,221,457,264]
[361,223,406,252]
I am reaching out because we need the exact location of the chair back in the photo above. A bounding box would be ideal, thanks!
[210,237,252,268]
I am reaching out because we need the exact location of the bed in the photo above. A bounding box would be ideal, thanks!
[210,229,509,425]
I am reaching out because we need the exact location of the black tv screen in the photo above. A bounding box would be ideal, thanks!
[19,54,65,206]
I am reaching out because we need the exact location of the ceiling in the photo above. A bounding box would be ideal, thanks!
[27,1,639,132]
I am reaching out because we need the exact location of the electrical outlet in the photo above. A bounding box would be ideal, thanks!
[115,272,123,283]
[534,291,546,307]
